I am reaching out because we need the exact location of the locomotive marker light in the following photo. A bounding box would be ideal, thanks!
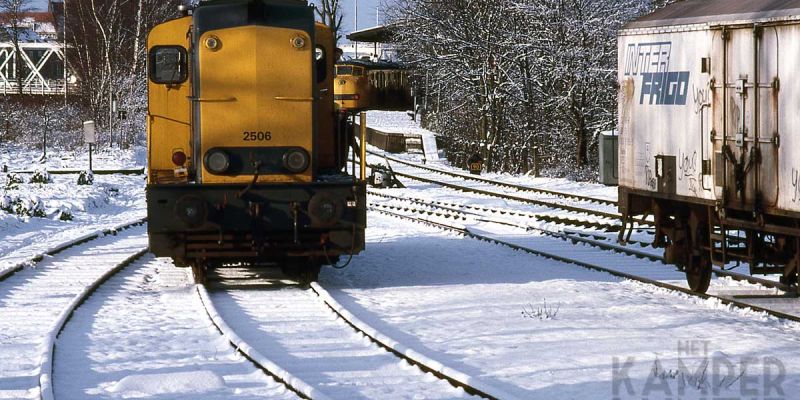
[204,36,220,50]
[83,120,96,172]
[292,36,306,49]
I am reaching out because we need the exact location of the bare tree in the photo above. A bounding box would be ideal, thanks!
[0,0,33,94]
[388,0,667,179]
[315,0,343,47]
[65,0,180,145]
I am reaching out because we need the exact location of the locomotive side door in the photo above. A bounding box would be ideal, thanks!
[711,26,779,210]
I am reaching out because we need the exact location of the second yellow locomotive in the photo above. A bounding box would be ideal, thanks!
[145,0,366,282]
[334,59,412,112]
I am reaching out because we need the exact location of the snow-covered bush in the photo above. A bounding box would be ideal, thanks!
[77,170,94,185]
[58,209,74,221]
[4,173,23,190]
[29,169,52,184]
[0,194,46,218]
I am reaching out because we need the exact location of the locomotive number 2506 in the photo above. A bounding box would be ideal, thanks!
[243,131,272,141]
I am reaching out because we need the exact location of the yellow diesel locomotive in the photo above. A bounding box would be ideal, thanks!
[334,59,412,112]
[146,0,366,283]
[333,61,372,112]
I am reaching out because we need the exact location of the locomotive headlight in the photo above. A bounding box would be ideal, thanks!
[283,148,310,173]
[204,149,230,174]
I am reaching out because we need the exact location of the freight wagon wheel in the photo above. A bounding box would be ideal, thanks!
[685,253,711,294]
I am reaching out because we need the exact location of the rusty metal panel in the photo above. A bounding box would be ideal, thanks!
[625,0,800,30]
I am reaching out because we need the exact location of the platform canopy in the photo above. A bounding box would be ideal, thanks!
[346,23,400,43]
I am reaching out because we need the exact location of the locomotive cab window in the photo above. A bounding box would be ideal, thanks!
[149,46,188,84]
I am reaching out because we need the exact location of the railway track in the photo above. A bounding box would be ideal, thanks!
[370,196,787,291]
[368,150,616,206]
[200,277,521,400]
[368,197,800,324]
[368,189,636,236]
[53,255,299,399]
[0,218,147,281]
[0,223,148,400]
[366,153,653,228]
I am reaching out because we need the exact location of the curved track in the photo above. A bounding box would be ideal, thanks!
[370,193,789,291]
[0,223,148,400]
[53,255,299,399]
[0,218,147,281]
[369,150,616,206]
[367,153,653,228]
[368,199,800,324]
[200,281,520,400]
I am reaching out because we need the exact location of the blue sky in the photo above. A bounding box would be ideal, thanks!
[33,0,384,38]
[31,0,49,10]
[311,0,384,36]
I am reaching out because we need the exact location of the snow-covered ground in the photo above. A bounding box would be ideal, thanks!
[55,256,298,400]
[322,212,800,399]
[365,111,616,200]
[0,146,146,276]
[1,126,798,399]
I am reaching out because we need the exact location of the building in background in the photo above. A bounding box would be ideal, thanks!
[0,0,74,95]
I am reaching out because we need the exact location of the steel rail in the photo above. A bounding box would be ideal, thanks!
[370,195,792,293]
[202,277,519,399]
[196,285,330,400]
[368,189,626,233]
[310,282,523,400]
[0,217,148,282]
[39,248,150,400]
[368,150,617,206]
[366,158,645,225]
[372,207,800,323]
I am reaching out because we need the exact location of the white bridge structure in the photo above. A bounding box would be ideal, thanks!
[0,1,74,96]
[0,42,73,95]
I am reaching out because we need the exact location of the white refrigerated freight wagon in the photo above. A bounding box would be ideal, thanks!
[618,0,800,293]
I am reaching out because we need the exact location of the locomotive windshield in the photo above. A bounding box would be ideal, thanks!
[336,66,353,76]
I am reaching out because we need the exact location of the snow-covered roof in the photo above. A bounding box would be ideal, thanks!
[347,23,400,43]
[0,11,59,43]
[625,0,800,29]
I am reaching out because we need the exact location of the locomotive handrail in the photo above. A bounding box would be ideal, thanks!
[187,96,237,102]
[274,96,314,101]
[148,113,191,126]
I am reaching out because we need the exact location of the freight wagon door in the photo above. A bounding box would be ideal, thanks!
[712,27,779,208]
[197,25,315,184]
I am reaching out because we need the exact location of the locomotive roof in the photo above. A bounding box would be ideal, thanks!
[624,0,800,30]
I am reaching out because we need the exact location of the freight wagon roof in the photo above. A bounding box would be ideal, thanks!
[624,0,800,30]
